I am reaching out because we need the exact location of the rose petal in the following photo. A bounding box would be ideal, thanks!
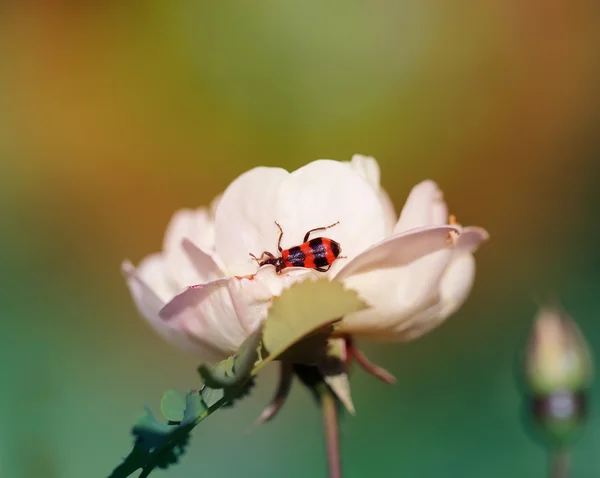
[181,238,227,283]
[395,248,453,315]
[386,180,451,306]
[337,273,438,338]
[349,154,381,190]
[164,207,216,254]
[343,228,485,342]
[122,259,168,316]
[254,266,315,296]
[348,154,397,233]
[401,252,477,340]
[215,167,289,276]
[386,227,487,334]
[396,227,487,337]
[158,279,248,357]
[128,254,174,302]
[334,225,459,281]
[163,207,217,289]
[378,189,398,234]
[122,260,224,361]
[390,301,445,341]
[159,268,293,359]
[225,267,301,334]
[209,194,222,223]
[438,252,477,319]
[431,196,448,226]
[394,180,446,233]
[335,226,458,336]
[455,226,489,254]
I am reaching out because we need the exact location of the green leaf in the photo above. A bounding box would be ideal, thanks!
[160,390,186,423]
[261,278,366,364]
[199,385,225,409]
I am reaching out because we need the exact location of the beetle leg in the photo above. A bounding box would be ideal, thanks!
[274,221,285,252]
[250,251,275,264]
[315,264,332,273]
[303,221,340,243]
[249,253,261,264]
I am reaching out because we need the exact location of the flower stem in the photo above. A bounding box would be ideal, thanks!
[321,387,342,478]
[549,449,570,478]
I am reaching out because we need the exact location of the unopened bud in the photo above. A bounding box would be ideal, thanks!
[525,306,592,395]
[524,305,593,448]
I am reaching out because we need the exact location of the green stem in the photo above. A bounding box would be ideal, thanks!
[549,449,570,478]
[321,387,342,478]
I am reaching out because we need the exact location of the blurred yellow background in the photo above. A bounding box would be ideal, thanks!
[2,2,600,477]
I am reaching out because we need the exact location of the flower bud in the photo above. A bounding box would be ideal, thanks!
[525,306,593,396]
[524,305,593,448]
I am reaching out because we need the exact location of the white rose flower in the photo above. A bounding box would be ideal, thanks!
[123,155,488,363]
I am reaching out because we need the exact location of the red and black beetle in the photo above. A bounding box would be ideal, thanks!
[250,221,343,274]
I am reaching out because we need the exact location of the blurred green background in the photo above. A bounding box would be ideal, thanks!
[2,2,600,477]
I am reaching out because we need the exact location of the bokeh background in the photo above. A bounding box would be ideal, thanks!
[2,2,600,477]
